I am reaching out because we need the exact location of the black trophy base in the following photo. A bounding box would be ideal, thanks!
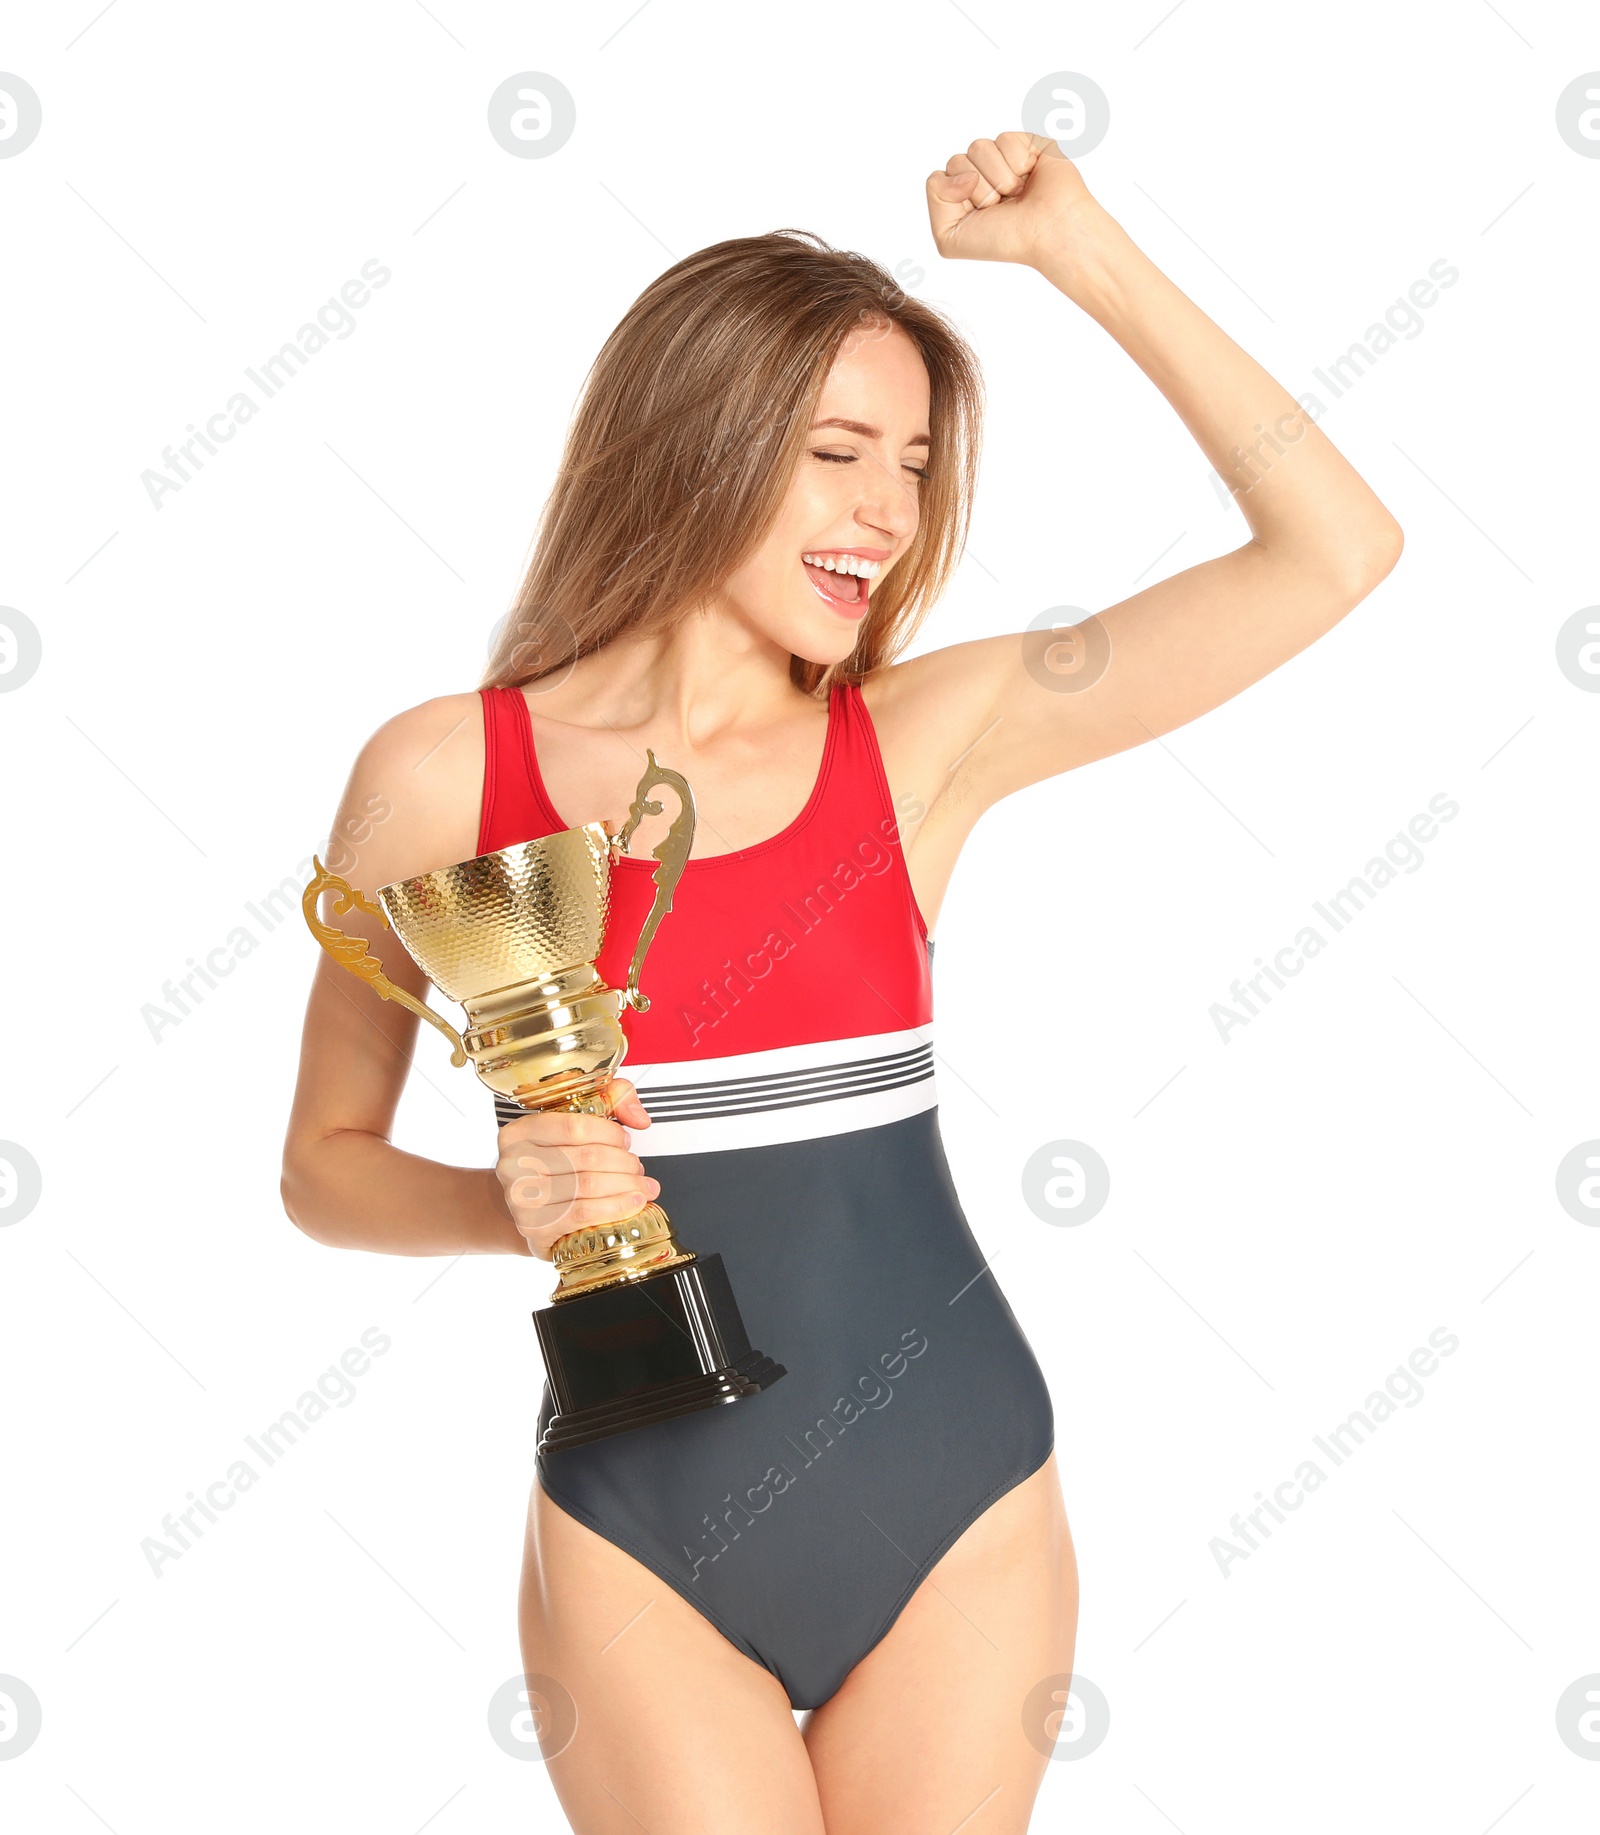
[534,1250,785,1455]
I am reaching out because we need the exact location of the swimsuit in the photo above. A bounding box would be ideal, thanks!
[478,681,1055,1711]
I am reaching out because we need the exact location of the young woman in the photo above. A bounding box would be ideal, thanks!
[283,132,1401,1832]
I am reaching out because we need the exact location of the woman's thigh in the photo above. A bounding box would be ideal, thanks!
[801,1451,1079,1835]
[519,1475,827,1835]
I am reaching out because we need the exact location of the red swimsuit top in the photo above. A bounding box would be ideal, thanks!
[476,682,932,1073]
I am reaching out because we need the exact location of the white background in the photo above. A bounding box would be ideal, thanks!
[3,2,1597,1829]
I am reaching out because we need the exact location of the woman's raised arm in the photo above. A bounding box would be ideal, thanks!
[871,132,1403,823]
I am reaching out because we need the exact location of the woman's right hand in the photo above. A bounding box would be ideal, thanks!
[493,1078,660,1260]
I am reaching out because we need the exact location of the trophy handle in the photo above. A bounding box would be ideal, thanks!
[301,856,469,1067]
[611,750,696,1015]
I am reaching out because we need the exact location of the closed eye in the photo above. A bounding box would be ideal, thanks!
[812,450,930,480]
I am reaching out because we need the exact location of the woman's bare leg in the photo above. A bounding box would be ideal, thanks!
[520,1476,827,1835]
[802,1451,1079,1834]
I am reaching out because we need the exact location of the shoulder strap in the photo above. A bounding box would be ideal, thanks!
[835,681,931,946]
[836,682,903,839]
[477,686,559,855]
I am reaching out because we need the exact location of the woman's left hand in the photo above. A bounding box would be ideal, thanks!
[925,131,1097,269]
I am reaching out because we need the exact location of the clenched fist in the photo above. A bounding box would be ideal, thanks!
[925,131,1096,268]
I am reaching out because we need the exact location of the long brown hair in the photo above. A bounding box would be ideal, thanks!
[481,229,984,698]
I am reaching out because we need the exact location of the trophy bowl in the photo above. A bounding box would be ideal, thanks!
[376,823,628,1115]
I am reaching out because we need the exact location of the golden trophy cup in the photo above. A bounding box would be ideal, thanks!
[301,754,785,1453]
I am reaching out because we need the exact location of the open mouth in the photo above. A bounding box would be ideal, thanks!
[802,552,879,612]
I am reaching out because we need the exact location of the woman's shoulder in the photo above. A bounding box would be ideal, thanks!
[358,690,486,767]
[857,640,996,771]
[336,690,487,885]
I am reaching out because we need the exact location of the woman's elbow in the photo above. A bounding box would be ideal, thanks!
[280,1142,332,1246]
[1347,516,1404,596]
[1309,516,1402,608]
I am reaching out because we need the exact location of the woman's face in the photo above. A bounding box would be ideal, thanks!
[718,317,931,669]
